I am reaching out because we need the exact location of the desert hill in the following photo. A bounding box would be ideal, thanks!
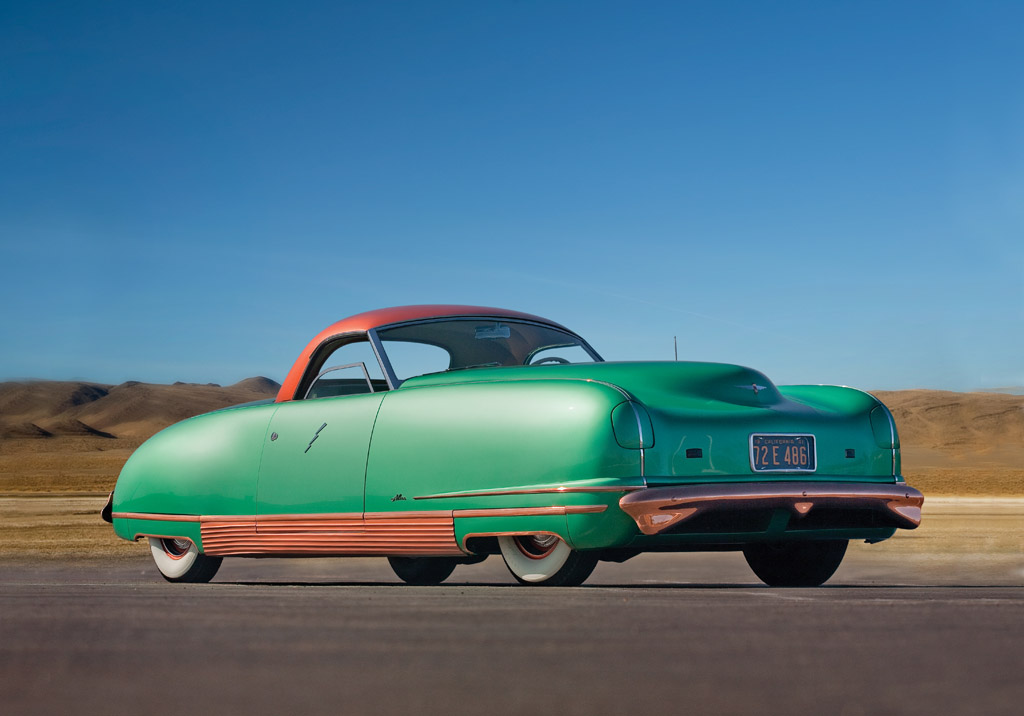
[0,378,281,440]
[868,390,1024,495]
[872,390,1024,451]
[230,376,282,393]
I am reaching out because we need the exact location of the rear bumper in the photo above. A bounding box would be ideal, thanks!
[619,481,924,536]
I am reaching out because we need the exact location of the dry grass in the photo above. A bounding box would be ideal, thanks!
[0,496,143,561]
[0,437,138,494]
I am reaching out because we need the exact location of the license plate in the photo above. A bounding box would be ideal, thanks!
[750,434,816,472]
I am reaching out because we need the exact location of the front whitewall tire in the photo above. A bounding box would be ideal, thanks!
[149,537,199,578]
[148,537,222,583]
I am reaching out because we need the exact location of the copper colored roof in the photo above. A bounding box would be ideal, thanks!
[276,305,566,402]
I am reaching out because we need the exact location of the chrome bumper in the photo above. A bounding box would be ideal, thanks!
[619,482,924,536]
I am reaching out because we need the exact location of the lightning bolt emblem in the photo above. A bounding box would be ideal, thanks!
[305,422,327,453]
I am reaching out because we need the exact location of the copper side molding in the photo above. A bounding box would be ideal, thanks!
[618,482,924,536]
[415,486,644,500]
[200,512,464,557]
[112,512,202,523]
[125,505,607,556]
[452,505,607,519]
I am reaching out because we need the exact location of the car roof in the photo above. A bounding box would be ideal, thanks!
[276,305,569,402]
[317,304,566,335]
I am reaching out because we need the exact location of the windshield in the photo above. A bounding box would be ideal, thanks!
[375,318,600,383]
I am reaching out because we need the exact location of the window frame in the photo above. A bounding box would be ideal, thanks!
[296,318,603,398]
[303,362,377,400]
[368,317,603,388]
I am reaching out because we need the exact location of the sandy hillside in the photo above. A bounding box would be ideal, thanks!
[872,390,1024,495]
[0,381,1021,495]
[0,378,281,494]
[0,378,280,440]
[872,390,1024,451]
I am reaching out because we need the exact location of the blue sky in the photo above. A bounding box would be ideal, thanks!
[1,1,1021,391]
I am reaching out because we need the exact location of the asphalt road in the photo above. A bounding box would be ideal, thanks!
[2,551,1022,716]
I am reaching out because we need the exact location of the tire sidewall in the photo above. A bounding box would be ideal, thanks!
[743,540,848,587]
[387,556,457,585]
[498,535,572,583]
[148,537,199,580]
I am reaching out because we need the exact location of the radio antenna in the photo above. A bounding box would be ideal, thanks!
[674,336,678,361]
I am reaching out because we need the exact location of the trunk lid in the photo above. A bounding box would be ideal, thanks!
[402,361,894,482]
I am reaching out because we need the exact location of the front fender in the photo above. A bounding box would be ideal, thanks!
[111,403,277,540]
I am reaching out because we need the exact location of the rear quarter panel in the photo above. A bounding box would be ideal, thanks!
[366,379,640,508]
[365,379,643,548]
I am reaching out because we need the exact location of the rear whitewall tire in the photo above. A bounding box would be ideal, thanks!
[498,535,597,586]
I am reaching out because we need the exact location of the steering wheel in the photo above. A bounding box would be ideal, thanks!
[532,356,570,365]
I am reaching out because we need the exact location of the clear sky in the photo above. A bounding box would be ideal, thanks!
[1,1,1022,391]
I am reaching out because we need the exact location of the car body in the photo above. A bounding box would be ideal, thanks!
[104,304,923,586]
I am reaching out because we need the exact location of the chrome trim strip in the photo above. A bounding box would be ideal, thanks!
[584,378,634,400]
[627,400,646,477]
[881,402,898,476]
[414,485,644,500]
[367,329,399,390]
[303,362,376,398]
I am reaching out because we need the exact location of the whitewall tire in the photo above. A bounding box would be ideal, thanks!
[148,537,222,583]
[497,535,597,587]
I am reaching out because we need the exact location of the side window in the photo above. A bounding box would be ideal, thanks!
[381,340,451,382]
[304,340,387,399]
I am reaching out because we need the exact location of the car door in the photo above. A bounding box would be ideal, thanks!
[256,391,385,529]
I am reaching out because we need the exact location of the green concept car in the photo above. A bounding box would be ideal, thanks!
[103,305,923,587]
